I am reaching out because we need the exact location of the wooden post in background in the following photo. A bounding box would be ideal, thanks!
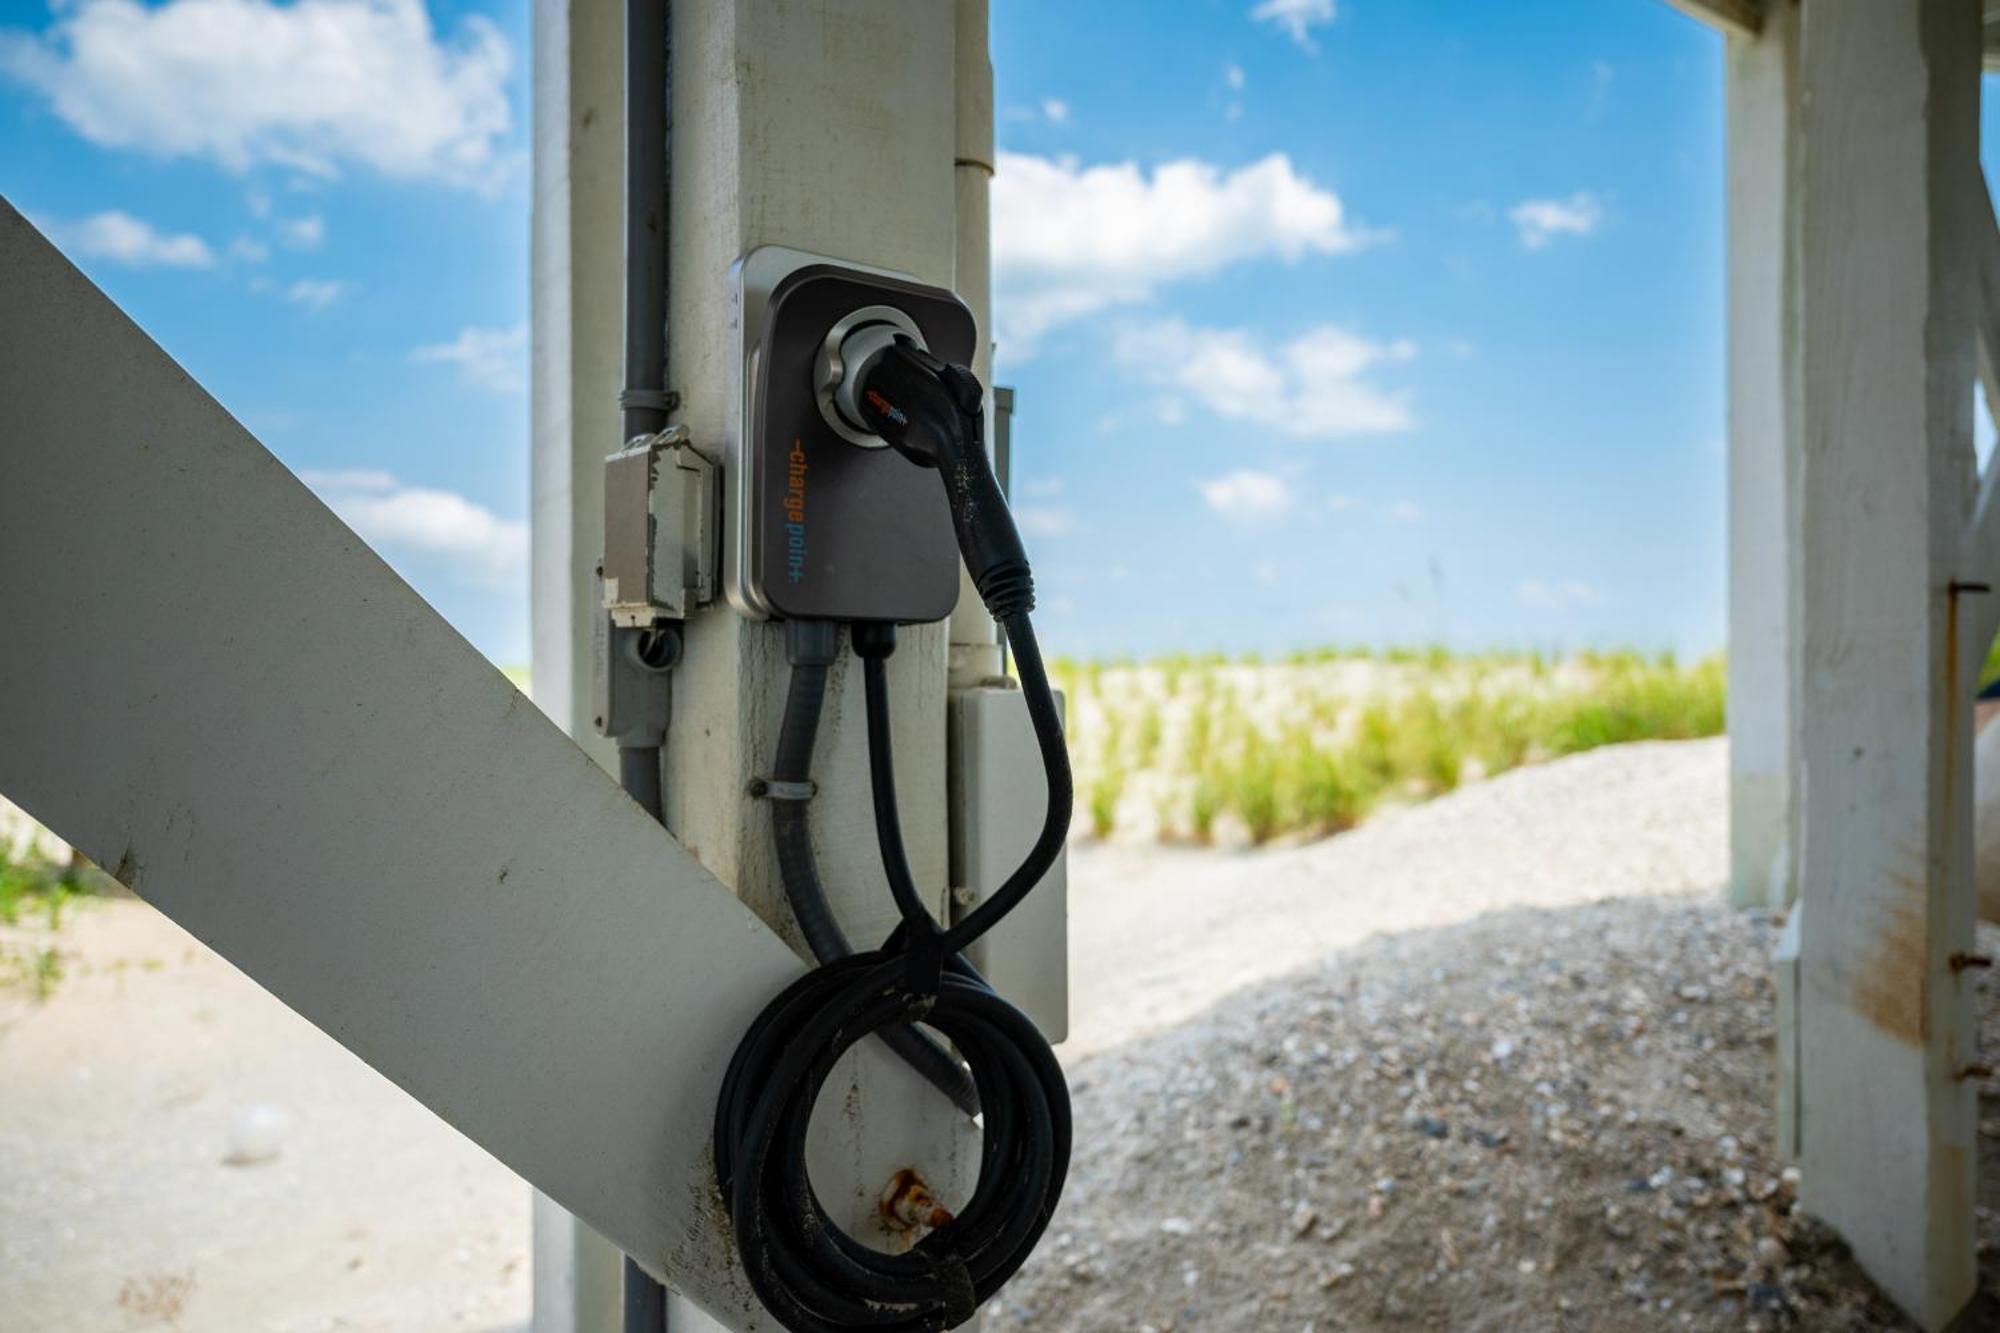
[1723,0,1799,914]
[1792,3,1980,1327]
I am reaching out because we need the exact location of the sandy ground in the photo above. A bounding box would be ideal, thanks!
[0,906,533,1332]
[1062,738,1726,1060]
[5,738,1983,1330]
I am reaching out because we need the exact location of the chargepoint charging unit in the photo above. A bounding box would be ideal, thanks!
[599,247,1072,1333]
[590,24,1070,1320]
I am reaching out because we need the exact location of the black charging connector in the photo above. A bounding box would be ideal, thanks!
[855,340,1034,619]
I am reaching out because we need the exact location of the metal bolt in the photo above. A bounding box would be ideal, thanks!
[879,1168,953,1234]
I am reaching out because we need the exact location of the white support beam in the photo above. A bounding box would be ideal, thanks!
[662,0,960,974]
[1792,4,1981,1329]
[532,1,985,1327]
[0,199,980,1331]
[949,0,1004,689]
[1958,168,2000,674]
[1664,0,1766,41]
[1723,0,1800,912]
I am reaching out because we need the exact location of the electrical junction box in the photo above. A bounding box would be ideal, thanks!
[601,426,718,626]
[949,684,1068,1042]
[727,246,976,623]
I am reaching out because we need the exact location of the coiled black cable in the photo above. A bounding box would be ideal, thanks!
[714,610,1071,1333]
[767,622,980,1116]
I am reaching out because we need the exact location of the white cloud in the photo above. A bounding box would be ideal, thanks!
[277,212,325,249]
[1509,191,1603,249]
[1197,469,1293,523]
[303,468,526,588]
[229,234,269,262]
[0,0,515,191]
[1041,97,1069,124]
[1225,64,1246,90]
[411,323,527,394]
[993,151,1381,357]
[49,210,213,267]
[1115,318,1415,439]
[284,277,345,309]
[1515,578,1605,611]
[1388,499,1421,522]
[1251,0,1336,50]
[1014,506,1076,537]
[1587,59,1614,118]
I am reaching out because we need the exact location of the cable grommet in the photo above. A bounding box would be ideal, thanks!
[749,777,816,802]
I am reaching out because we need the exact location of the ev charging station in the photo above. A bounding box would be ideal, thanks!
[600,227,1073,1327]
[0,1,1070,1330]
[548,2,1075,1326]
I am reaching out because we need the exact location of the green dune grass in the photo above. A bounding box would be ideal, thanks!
[1052,646,1726,845]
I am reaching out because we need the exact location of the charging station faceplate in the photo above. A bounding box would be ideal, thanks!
[729,247,976,623]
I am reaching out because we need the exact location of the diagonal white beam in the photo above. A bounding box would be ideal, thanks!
[0,199,959,1331]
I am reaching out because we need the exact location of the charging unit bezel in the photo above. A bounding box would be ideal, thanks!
[727,246,976,623]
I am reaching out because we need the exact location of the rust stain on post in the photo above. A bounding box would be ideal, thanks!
[1854,878,1928,1044]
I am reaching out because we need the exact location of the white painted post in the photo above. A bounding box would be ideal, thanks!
[528,0,630,1322]
[666,4,977,1321]
[533,1,983,1327]
[950,0,1004,689]
[1792,3,1981,1327]
[1724,1,1799,914]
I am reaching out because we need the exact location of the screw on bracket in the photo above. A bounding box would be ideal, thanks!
[1950,952,1994,973]
[1956,1062,1995,1081]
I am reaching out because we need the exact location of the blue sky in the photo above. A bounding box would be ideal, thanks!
[0,0,1904,664]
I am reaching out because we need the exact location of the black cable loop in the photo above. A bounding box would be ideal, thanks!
[767,643,979,1115]
[714,610,1072,1333]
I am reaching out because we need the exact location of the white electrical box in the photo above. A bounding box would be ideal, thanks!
[948,684,1068,1042]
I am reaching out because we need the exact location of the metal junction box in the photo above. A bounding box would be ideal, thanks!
[601,426,718,626]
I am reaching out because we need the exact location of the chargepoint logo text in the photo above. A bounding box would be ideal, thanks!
[784,438,808,583]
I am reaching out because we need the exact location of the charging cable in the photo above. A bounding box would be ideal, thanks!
[714,342,1071,1333]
